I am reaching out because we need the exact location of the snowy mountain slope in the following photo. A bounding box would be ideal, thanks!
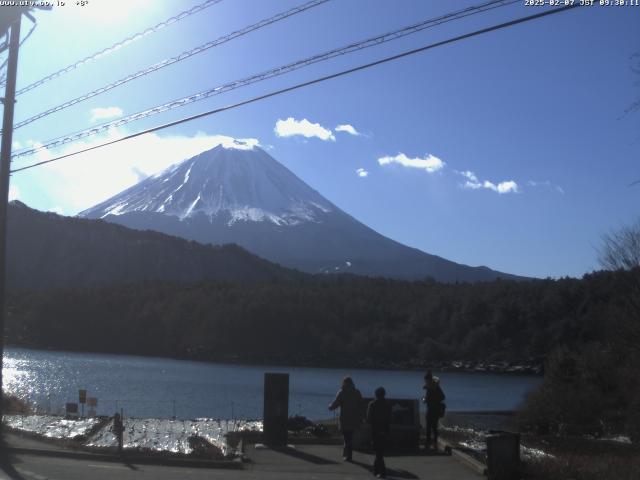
[85,145,333,226]
[79,144,522,282]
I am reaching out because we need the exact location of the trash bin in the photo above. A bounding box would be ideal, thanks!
[486,430,520,480]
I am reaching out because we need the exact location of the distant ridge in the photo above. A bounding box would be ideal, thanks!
[7,200,299,291]
[80,144,524,282]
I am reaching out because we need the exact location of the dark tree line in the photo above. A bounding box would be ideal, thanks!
[5,269,638,370]
[517,222,640,440]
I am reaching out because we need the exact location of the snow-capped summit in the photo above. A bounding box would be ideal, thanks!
[82,145,333,226]
[80,144,521,282]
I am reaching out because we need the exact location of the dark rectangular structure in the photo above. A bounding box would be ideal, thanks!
[354,398,420,451]
[65,402,78,419]
[263,373,289,445]
[486,431,520,480]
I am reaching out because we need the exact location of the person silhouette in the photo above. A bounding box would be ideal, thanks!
[329,376,363,461]
[367,387,391,479]
[422,371,445,451]
[112,412,124,453]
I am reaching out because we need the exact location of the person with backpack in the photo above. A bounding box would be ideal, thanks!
[422,370,445,451]
[367,387,391,479]
[329,376,363,461]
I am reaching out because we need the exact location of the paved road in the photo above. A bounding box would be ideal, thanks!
[5,454,234,480]
[1,445,482,480]
[0,431,483,480]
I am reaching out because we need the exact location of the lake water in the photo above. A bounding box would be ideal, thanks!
[3,348,541,420]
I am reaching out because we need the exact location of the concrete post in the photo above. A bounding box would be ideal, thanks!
[263,373,289,445]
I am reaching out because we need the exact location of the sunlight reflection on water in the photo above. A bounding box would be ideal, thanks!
[2,347,541,420]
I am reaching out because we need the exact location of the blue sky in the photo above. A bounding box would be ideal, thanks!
[4,0,639,279]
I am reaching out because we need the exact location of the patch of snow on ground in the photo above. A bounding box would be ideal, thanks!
[601,435,632,444]
[4,415,100,439]
[182,194,201,219]
[442,425,555,460]
[521,446,555,459]
[5,415,262,457]
[102,202,128,218]
[87,418,262,456]
[310,202,331,213]
[183,166,192,185]
[229,207,271,225]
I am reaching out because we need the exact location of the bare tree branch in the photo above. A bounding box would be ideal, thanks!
[598,220,640,271]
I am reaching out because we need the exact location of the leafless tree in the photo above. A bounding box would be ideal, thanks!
[598,221,640,349]
[598,219,640,271]
[627,51,640,187]
[627,51,640,116]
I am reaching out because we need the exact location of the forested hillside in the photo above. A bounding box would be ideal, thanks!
[7,201,300,290]
[7,269,638,370]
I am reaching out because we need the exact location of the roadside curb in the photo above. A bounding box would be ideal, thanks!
[6,446,243,470]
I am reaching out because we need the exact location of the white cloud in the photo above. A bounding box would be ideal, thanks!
[8,185,19,200]
[356,168,369,178]
[493,180,519,194]
[21,130,262,213]
[459,170,478,183]
[48,206,64,215]
[378,153,445,173]
[528,180,565,194]
[216,136,260,150]
[335,124,360,136]
[274,117,335,141]
[90,107,124,122]
[131,165,148,182]
[25,139,56,163]
[12,141,22,150]
[459,170,519,194]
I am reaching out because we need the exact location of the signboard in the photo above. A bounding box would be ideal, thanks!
[66,403,78,418]
[79,389,87,404]
[355,398,420,451]
[87,397,97,407]
[389,399,419,426]
[360,398,419,426]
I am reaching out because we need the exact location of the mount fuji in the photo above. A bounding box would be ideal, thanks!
[79,144,520,282]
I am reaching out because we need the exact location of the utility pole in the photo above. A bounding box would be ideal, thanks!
[0,12,22,430]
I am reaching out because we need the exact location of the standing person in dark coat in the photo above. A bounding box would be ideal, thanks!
[422,370,445,451]
[329,376,363,461]
[112,412,124,453]
[367,387,391,479]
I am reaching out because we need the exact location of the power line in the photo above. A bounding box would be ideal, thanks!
[10,3,580,175]
[9,0,330,131]
[11,0,517,154]
[2,0,224,94]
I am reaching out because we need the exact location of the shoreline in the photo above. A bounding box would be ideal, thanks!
[5,344,543,376]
